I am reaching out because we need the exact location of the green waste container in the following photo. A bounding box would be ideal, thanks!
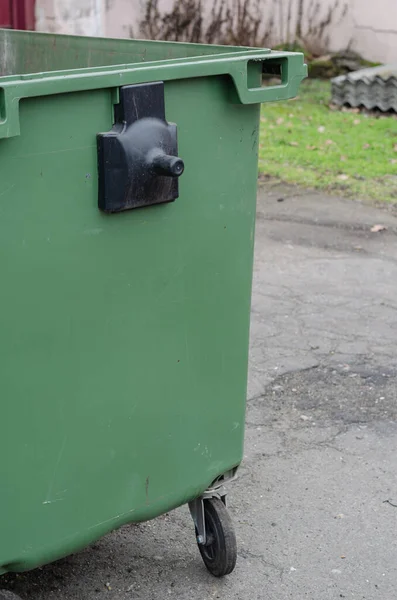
[0,28,306,588]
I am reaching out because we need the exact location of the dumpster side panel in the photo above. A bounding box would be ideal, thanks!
[0,76,259,572]
[0,28,248,76]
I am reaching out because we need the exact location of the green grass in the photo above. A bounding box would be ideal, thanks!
[258,79,397,202]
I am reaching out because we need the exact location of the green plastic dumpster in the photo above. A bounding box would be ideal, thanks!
[0,28,306,591]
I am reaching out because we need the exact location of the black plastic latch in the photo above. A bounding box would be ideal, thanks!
[97,82,184,213]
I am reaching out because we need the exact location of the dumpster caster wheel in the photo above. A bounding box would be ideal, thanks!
[197,497,237,577]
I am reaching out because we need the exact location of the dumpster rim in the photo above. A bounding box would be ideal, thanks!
[0,49,307,139]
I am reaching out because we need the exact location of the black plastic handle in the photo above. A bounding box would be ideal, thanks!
[150,152,184,177]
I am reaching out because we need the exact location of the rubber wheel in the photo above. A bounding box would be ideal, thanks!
[197,497,237,577]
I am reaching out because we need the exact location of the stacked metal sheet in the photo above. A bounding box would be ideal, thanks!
[331,65,397,112]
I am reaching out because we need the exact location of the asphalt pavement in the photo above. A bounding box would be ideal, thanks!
[3,183,397,600]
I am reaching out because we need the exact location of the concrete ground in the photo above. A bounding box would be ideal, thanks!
[3,183,397,600]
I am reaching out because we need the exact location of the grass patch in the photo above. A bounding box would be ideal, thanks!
[258,79,397,202]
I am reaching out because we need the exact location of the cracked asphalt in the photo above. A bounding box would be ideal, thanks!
[3,183,397,600]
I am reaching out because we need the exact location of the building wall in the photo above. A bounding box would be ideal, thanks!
[104,0,142,39]
[35,0,397,64]
[35,0,104,36]
[343,2,397,63]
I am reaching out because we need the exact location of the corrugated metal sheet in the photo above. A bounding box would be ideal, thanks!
[331,65,397,112]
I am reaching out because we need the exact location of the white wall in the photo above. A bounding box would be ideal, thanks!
[342,0,397,63]
[103,0,397,64]
[35,0,104,36]
[104,0,142,39]
[35,0,397,64]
